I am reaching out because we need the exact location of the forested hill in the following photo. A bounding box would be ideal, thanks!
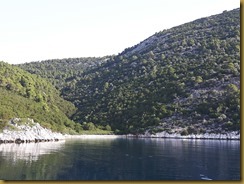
[0,62,82,134]
[19,8,240,135]
[19,56,112,90]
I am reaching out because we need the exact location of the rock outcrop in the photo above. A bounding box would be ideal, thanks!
[128,130,240,140]
[0,118,64,143]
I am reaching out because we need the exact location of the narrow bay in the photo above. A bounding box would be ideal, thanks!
[0,138,240,180]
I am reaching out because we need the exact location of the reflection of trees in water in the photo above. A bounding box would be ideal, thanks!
[0,141,70,180]
[0,138,240,180]
[0,141,65,162]
[0,138,117,180]
[58,139,240,180]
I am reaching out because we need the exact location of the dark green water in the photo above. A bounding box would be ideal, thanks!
[0,138,240,180]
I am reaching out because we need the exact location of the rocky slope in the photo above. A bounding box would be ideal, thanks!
[0,118,64,143]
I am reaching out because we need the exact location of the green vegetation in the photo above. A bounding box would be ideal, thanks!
[18,56,112,90]
[0,62,81,133]
[6,8,241,135]
[0,61,114,134]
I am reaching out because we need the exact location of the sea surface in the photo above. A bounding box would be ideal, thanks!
[0,137,240,180]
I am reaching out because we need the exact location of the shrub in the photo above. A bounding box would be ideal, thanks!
[180,129,188,136]
[83,122,96,130]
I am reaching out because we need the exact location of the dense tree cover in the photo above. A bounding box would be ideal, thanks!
[18,8,240,135]
[0,62,82,133]
[19,56,112,90]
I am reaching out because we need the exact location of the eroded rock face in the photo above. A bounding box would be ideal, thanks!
[0,118,64,143]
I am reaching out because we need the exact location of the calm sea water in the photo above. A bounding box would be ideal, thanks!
[0,138,240,180]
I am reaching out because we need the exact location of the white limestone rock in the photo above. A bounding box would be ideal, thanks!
[138,130,240,140]
[0,118,64,143]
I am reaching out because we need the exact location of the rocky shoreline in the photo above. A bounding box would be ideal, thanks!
[0,118,240,144]
[128,130,240,140]
[63,133,240,140]
[0,118,64,144]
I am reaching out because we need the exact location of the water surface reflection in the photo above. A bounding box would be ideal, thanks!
[0,141,65,162]
[0,138,240,180]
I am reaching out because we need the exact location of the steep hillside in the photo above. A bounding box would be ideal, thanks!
[19,8,240,135]
[0,61,82,134]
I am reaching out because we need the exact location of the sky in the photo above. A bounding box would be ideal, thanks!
[0,0,240,64]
